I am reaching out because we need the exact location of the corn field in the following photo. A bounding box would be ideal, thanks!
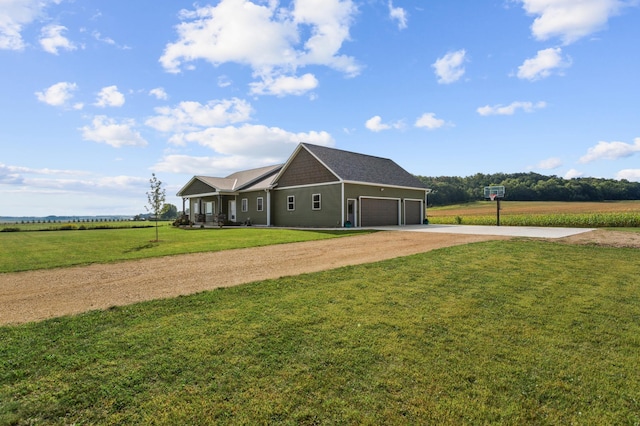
[428,212,640,228]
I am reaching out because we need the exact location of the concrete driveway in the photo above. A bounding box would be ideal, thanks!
[370,224,595,238]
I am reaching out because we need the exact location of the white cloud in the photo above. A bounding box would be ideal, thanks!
[388,1,408,30]
[249,73,319,96]
[365,116,389,132]
[517,47,571,81]
[0,161,153,216]
[172,124,333,155]
[155,154,278,176]
[39,24,76,54]
[91,30,131,50]
[146,97,335,173]
[365,115,404,132]
[531,157,562,170]
[92,30,115,45]
[564,169,584,179]
[432,49,466,84]
[218,75,232,88]
[519,0,627,45]
[477,101,546,116]
[149,87,168,100]
[0,0,55,50]
[159,0,360,96]
[146,98,253,133]
[579,137,640,163]
[80,115,148,148]
[415,113,446,130]
[616,169,640,182]
[35,81,78,107]
[94,85,125,107]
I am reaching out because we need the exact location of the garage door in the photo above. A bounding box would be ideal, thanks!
[405,200,422,225]
[361,198,399,226]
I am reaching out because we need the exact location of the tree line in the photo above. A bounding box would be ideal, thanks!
[416,172,640,206]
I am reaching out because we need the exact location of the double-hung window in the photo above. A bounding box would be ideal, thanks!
[241,198,248,212]
[287,195,295,211]
[312,193,321,210]
[257,197,264,212]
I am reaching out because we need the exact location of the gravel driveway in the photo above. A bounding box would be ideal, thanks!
[0,231,502,325]
[1,228,637,325]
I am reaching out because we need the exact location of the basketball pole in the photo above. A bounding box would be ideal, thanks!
[496,197,500,226]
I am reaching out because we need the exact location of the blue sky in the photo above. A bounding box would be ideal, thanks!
[1,0,639,216]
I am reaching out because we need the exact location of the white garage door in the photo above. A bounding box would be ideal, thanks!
[361,198,399,226]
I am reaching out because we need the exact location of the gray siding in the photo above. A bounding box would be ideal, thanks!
[273,183,342,227]
[181,179,216,196]
[235,190,269,225]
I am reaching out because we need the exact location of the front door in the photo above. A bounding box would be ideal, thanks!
[347,199,357,227]
[228,200,237,222]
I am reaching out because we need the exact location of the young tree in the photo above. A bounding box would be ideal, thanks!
[146,173,166,242]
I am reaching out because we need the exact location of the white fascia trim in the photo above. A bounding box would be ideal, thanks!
[185,191,219,198]
[343,180,428,192]
[273,181,342,191]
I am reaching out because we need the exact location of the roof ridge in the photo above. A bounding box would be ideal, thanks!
[301,142,392,161]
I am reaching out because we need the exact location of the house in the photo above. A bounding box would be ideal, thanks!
[176,143,430,227]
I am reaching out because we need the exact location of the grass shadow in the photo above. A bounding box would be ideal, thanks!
[123,242,157,253]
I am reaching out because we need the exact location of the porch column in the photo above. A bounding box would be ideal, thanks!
[266,189,271,226]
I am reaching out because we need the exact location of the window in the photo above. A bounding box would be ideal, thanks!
[241,198,248,212]
[257,197,264,211]
[312,193,321,210]
[287,195,295,211]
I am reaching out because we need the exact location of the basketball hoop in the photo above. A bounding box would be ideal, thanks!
[490,194,497,201]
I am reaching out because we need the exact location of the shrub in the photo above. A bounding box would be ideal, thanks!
[173,215,193,227]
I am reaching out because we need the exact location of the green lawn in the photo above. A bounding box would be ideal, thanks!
[0,226,372,273]
[1,240,639,424]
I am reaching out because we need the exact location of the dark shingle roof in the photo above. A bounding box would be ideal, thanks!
[302,143,428,189]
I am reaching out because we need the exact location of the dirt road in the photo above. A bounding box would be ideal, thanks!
[2,229,637,325]
[0,232,501,325]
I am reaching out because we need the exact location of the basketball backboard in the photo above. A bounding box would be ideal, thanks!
[484,185,505,199]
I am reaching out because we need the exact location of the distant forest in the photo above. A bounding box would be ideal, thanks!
[416,172,640,206]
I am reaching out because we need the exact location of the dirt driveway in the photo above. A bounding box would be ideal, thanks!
[1,229,638,325]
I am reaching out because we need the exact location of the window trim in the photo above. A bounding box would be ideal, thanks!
[256,197,264,212]
[312,193,321,210]
[241,198,248,212]
[287,195,295,211]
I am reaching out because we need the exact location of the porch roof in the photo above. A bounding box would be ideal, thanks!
[177,164,282,197]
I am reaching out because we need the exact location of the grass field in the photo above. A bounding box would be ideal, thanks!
[0,226,372,273]
[427,200,640,227]
[1,240,639,424]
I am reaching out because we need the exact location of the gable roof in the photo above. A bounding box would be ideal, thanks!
[226,164,283,191]
[177,164,282,196]
[299,143,428,189]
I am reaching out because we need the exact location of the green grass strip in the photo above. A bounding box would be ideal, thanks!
[1,240,639,424]
[0,227,372,273]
